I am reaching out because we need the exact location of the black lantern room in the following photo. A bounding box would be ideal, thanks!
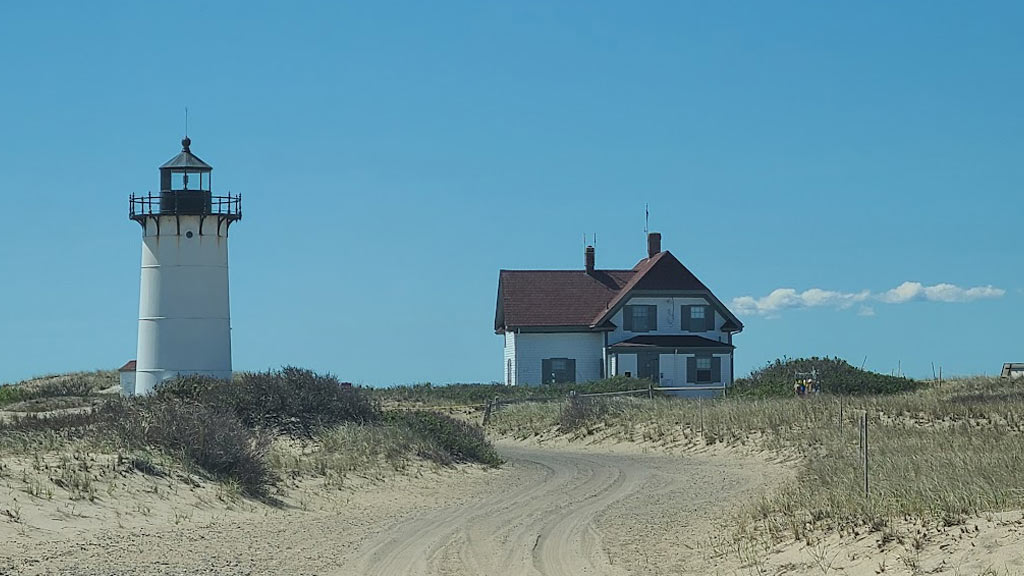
[159,137,213,214]
[130,138,241,230]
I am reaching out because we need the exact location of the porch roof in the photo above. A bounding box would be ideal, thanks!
[609,335,734,351]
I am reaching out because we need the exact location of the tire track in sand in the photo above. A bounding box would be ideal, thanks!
[343,443,647,576]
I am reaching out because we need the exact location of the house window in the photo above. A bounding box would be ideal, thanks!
[696,357,712,383]
[634,306,650,331]
[542,358,576,384]
[624,304,658,332]
[691,306,706,330]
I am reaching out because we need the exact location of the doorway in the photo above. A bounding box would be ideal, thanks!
[637,352,660,383]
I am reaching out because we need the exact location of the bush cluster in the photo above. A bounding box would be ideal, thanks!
[732,357,919,397]
[0,399,275,496]
[0,385,27,406]
[389,411,503,467]
[372,376,650,407]
[106,399,274,494]
[156,367,379,436]
[557,395,609,433]
[3,367,504,496]
[0,376,98,407]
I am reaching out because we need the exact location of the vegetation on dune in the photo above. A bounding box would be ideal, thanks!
[388,411,503,467]
[732,356,919,397]
[0,371,116,407]
[155,368,379,436]
[371,376,650,407]
[0,367,502,499]
[489,376,1024,544]
[373,357,917,407]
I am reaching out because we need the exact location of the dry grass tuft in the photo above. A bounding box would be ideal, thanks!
[490,377,1024,540]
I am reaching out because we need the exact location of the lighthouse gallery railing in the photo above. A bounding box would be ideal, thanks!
[129,193,242,220]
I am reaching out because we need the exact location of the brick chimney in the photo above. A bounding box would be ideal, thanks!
[585,245,595,273]
[647,232,662,258]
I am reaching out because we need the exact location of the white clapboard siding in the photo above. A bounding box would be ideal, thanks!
[503,332,517,386]
[512,332,605,386]
[607,296,728,346]
[617,353,638,377]
[659,353,732,386]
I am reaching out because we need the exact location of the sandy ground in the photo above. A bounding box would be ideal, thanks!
[2,437,1022,575]
[2,439,783,575]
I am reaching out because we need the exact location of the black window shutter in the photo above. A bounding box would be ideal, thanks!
[705,306,715,331]
[648,305,658,331]
[623,306,634,331]
[567,359,577,383]
[542,359,552,385]
[712,357,722,382]
[687,356,697,383]
[681,305,691,331]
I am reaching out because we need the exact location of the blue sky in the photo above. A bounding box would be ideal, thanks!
[1,2,1021,385]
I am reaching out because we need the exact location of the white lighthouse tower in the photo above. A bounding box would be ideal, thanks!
[128,137,242,395]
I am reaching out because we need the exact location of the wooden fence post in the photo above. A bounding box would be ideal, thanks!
[483,396,499,426]
[699,398,704,439]
[838,395,843,436]
[859,412,869,499]
[647,382,653,400]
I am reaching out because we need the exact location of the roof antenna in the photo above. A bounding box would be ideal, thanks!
[644,202,650,239]
[184,106,189,138]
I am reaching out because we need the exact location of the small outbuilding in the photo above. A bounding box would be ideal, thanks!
[119,360,137,396]
[1000,363,1024,379]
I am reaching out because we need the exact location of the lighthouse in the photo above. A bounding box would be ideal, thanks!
[128,138,242,395]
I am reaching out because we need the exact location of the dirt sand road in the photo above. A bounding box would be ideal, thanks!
[2,440,782,575]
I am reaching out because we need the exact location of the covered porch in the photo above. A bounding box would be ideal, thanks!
[607,335,734,392]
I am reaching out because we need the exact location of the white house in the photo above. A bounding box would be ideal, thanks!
[494,233,743,391]
[1001,363,1024,378]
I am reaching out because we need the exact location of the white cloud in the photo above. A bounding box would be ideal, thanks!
[731,288,868,316]
[733,281,1004,316]
[879,281,1005,304]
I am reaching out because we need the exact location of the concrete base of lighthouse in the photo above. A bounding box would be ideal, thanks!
[134,214,234,396]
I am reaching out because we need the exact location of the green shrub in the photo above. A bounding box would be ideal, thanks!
[0,374,106,407]
[0,397,275,496]
[0,408,105,438]
[389,411,503,467]
[372,376,651,407]
[35,377,96,398]
[732,357,918,397]
[558,395,609,432]
[157,367,380,436]
[0,385,28,406]
[107,399,274,496]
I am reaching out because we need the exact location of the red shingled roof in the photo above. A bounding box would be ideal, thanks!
[496,269,634,331]
[118,360,137,372]
[495,250,727,333]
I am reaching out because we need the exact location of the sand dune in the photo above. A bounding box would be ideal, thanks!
[3,436,1022,575]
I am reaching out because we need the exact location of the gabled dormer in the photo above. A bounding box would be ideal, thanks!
[591,234,743,346]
